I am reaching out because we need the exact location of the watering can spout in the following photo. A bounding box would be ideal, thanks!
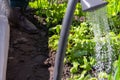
[80,0,108,11]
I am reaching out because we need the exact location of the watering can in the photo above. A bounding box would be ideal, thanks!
[53,0,108,80]
[0,0,10,79]
[0,15,10,80]
[81,0,108,11]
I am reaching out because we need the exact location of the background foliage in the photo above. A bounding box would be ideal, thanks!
[29,0,120,79]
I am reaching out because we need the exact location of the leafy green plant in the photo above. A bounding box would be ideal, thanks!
[114,55,120,80]
[29,0,120,79]
[107,0,120,33]
[107,0,120,16]
[49,23,96,80]
[29,0,67,27]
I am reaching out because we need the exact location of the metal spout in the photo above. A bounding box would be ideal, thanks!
[81,0,108,11]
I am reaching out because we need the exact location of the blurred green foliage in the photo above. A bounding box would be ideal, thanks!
[29,0,67,27]
[29,0,120,79]
[107,0,120,34]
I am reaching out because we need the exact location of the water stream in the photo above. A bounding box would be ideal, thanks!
[87,7,113,79]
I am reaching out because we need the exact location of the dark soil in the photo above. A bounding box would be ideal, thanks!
[6,25,50,80]
[45,50,71,80]
[6,12,71,80]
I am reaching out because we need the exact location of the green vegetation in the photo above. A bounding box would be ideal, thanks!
[29,0,120,79]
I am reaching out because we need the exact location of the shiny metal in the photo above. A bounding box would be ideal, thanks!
[81,0,108,11]
[0,15,10,80]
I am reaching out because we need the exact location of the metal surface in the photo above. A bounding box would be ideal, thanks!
[0,15,10,80]
[81,0,108,11]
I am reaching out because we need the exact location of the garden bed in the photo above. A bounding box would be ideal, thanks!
[6,21,71,80]
[6,25,49,80]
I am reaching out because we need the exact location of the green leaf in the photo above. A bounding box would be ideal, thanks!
[80,56,91,70]
[74,50,88,57]
[70,62,79,73]
[114,55,120,80]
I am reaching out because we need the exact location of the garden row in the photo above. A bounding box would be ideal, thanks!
[29,0,120,79]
